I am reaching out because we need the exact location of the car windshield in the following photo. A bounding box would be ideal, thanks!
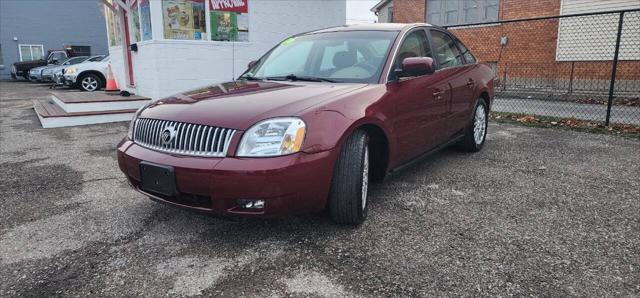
[63,56,89,65]
[88,55,105,62]
[243,30,398,84]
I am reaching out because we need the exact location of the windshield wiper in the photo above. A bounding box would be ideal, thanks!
[266,74,340,83]
[239,75,263,81]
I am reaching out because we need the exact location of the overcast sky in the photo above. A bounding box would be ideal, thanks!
[346,0,378,24]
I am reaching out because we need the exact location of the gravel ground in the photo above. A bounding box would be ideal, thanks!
[1,81,639,296]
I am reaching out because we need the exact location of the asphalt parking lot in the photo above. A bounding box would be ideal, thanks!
[1,81,639,296]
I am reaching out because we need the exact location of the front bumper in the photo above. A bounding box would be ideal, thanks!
[64,74,78,85]
[29,71,42,81]
[41,74,53,81]
[117,139,337,218]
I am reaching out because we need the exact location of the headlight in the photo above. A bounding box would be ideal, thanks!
[65,67,77,75]
[237,117,306,157]
[127,105,148,140]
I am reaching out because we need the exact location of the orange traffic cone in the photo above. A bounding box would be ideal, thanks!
[105,64,119,92]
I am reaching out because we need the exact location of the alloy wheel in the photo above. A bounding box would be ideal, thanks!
[361,146,369,211]
[81,77,99,91]
[473,104,487,145]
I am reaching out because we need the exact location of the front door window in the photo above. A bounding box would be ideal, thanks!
[390,30,432,81]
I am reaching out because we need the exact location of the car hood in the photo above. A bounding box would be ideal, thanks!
[139,80,368,130]
[43,65,64,73]
[41,64,62,70]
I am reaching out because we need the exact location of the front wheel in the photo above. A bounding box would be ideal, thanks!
[458,98,488,152]
[328,130,370,225]
[78,74,102,92]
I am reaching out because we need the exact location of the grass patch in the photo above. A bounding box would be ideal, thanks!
[490,112,640,140]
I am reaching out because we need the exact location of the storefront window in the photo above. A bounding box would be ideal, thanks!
[140,0,153,40]
[162,0,206,40]
[105,2,122,46]
[209,0,249,42]
[130,0,141,42]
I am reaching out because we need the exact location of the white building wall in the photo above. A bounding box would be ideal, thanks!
[109,0,346,99]
[556,0,640,61]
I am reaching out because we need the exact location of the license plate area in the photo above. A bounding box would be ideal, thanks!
[139,162,177,196]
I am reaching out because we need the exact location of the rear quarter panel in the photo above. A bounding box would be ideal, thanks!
[474,63,496,107]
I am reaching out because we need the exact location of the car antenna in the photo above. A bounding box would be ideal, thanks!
[232,36,238,88]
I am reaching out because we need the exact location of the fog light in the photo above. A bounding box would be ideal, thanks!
[237,199,265,209]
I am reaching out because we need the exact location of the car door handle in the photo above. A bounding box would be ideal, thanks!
[466,79,475,88]
[433,90,444,99]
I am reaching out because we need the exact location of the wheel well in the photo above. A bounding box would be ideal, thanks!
[479,91,490,107]
[360,124,389,183]
[79,71,106,86]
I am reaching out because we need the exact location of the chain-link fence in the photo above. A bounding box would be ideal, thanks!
[446,9,640,126]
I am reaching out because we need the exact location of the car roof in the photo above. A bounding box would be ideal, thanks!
[308,23,434,34]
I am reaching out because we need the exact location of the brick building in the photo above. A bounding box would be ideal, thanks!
[375,0,640,94]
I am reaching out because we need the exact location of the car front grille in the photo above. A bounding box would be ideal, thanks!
[133,118,236,157]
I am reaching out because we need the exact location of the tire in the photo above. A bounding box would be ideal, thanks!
[78,73,102,92]
[328,129,370,225]
[458,98,488,152]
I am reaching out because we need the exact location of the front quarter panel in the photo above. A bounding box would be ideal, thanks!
[299,84,394,155]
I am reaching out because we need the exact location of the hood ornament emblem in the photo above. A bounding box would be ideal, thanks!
[161,125,177,145]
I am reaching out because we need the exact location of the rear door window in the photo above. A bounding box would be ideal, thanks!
[455,39,476,64]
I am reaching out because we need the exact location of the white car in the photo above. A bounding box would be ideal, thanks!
[62,56,110,91]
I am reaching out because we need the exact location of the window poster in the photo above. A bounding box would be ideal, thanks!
[162,0,206,40]
[209,0,249,41]
[140,0,152,40]
[105,1,122,46]
[130,0,141,42]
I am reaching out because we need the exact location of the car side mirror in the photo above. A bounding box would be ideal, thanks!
[50,58,59,64]
[247,60,258,69]
[398,57,435,78]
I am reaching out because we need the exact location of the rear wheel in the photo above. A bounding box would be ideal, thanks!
[328,130,370,225]
[78,73,102,92]
[458,98,488,152]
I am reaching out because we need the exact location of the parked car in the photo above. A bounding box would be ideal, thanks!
[117,23,495,225]
[62,56,110,91]
[29,55,100,82]
[39,56,94,82]
[29,65,51,82]
[11,50,69,80]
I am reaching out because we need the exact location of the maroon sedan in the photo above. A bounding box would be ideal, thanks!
[118,23,494,224]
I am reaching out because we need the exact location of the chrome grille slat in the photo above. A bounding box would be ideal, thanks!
[212,128,220,153]
[194,125,201,152]
[133,118,235,157]
[152,120,160,147]
[143,119,150,144]
[217,129,226,152]
[146,119,153,145]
